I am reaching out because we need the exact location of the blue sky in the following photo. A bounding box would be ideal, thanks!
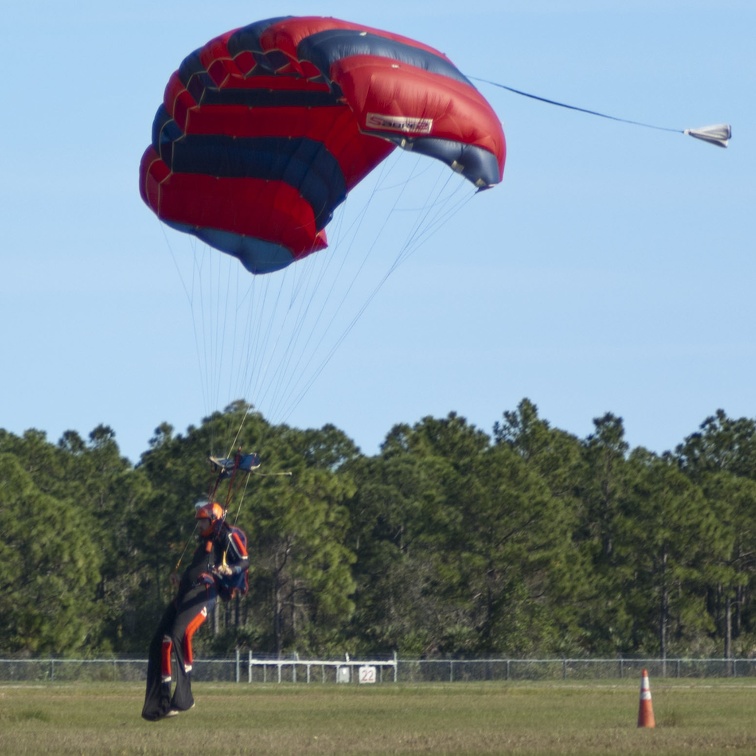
[2,1,753,463]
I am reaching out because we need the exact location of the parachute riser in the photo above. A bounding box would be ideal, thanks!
[170,451,258,576]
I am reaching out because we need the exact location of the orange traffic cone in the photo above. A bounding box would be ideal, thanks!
[637,668,656,728]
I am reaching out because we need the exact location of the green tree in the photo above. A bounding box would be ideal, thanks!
[138,406,360,656]
[675,411,756,654]
[348,411,580,657]
[494,399,585,499]
[494,399,591,651]
[345,451,455,655]
[576,413,634,653]
[254,467,356,655]
[697,472,756,656]
[0,454,102,654]
[451,442,579,655]
[243,426,358,656]
[0,426,153,652]
[615,451,725,656]
[677,411,756,481]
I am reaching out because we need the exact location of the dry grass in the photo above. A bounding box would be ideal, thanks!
[1,680,755,754]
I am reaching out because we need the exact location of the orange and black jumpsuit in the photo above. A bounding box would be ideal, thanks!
[141,526,248,720]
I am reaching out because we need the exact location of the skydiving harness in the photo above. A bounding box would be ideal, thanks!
[199,450,260,600]
[207,524,250,601]
[172,450,260,581]
[174,449,292,597]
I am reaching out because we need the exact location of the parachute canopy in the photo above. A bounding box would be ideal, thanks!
[139,16,506,274]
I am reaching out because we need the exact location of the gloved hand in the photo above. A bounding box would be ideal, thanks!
[214,563,233,577]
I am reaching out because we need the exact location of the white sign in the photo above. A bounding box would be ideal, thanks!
[359,665,377,684]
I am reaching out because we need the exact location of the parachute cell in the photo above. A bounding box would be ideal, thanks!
[139,16,506,274]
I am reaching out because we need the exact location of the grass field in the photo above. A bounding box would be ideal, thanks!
[1,679,755,754]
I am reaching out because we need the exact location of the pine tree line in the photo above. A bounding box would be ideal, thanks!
[2,398,755,660]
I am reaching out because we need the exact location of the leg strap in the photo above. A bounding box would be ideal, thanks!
[161,635,173,683]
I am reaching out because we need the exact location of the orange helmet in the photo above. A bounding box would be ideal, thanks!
[195,501,224,522]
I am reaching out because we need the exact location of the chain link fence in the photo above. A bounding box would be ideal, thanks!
[397,657,756,682]
[2,654,756,684]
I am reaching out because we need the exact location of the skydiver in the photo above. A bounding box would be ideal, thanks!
[141,501,249,721]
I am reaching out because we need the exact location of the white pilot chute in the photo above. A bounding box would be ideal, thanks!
[684,124,731,148]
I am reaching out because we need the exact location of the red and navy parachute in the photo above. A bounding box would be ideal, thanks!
[139,16,506,274]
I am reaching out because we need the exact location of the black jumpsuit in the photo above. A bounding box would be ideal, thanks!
[141,526,247,720]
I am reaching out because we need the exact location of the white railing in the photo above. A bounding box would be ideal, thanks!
[247,652,398,684]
